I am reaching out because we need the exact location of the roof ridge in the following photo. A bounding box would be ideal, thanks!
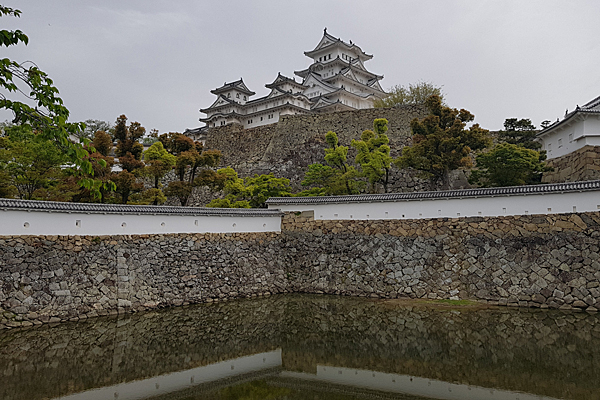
[0,198,283,216]
[582,94,600,110]
[266,180,600,205]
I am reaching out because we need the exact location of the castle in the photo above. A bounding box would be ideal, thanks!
[185,29,385,140]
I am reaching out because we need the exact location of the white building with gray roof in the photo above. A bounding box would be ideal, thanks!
[191,29,385,137]
[537,95,600,159]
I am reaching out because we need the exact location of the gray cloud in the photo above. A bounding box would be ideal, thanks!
[2,0,599,133]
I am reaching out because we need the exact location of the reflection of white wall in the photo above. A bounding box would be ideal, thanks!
[54,350,282,400]
[282,365,560,400]
[270,190,600,220]
[0,209,281,236]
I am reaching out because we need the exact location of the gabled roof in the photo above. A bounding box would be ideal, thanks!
[265,72,306,90]
[210,78,255,96]
[582,95,600,111]
[304,28,373,62]
[183,126,207,136]
[367,79,384,92]
[537,94,600,138]
[324,72,385,95]
[296,57,383,81]
[200,94,239,112]
[200,110,245,123]
[302,72,340,92]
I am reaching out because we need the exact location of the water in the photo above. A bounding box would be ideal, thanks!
[0,294,599,400]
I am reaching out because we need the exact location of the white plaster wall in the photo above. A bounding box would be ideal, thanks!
[0,210,281,236]
[542,117,600,159]
[269,190,600,220]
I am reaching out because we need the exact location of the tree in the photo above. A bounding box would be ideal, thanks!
[0,125,66,199]
[164,180,193,206]
[92,130,113,157]
[159,131,195,155]
[469,143,549,187]
[76,119,113,140]
[373,81,444,108]
[129,188,167,205]
[159,132,224,205]
[0,6,106,196]
[114,115,145,160]
[206,168,291,208]
[112,170,142,204]
[301,131,362,196]
[351,118,392,193]
[395,95,491,189]
[144,141,176,188]
[498,118,541,150]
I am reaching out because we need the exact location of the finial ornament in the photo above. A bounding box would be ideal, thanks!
[324,27,327,34]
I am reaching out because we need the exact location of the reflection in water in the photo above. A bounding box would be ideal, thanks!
[0,294,599,400]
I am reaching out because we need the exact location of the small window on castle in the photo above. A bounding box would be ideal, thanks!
[569,133,573,142]
[227,93,230,98]
[261,117,263,121]
[243,96,246,101]
[558,138,563,148]
[236,93,239,98]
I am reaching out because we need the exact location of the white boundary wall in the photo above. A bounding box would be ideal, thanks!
[269,190,600,220]
[0,209,282,236]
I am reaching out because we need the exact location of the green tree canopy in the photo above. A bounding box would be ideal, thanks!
[300,131,362,196]
[142,141,176,204]
[0,124,66,199]
[351,118,392,193]
[92,130,112,157]
[373,81,444,108]
[468,143,549,187]
[207,168,291,208]
[395,95,491,189]
[498,118,541,150]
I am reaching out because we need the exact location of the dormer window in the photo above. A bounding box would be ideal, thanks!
[236,93,239,98]
[243,96,246,101]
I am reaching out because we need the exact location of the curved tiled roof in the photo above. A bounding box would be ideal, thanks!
[266,180,600,205]
[0,198,282,217]
[537,94,600,137]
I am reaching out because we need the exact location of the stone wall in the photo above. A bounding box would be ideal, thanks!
[2,211,600,328]
[0,233,285,328]
[542,145,600,183]
[199,105,444,201]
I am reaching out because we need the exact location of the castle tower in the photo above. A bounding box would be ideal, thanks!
[192,29,386,134]
[294,28,386,113]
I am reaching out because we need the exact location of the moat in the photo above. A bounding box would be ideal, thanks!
[1,294,599,400]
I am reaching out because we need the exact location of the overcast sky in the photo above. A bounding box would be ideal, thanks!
[2,0,599,134]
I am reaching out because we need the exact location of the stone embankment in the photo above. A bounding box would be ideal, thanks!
[2,211,600,328]
[542,145,600,183]
[281,212,600,311]
[196,105,447,201]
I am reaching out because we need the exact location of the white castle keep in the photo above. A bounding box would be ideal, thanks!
[187,29,385,138]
